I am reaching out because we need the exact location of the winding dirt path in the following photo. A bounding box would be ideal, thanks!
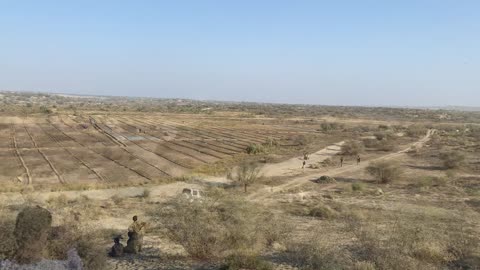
[249,129,435,201]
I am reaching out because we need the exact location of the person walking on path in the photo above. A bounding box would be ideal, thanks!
[340,156,344,167]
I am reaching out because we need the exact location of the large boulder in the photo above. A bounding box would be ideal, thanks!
[13,206,52,264]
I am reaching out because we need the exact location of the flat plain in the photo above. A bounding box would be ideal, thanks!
[0,92,479,270]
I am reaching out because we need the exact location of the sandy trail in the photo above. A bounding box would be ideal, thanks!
[0,130,433,205]
[248,129,435,201]
[260,141,344,177]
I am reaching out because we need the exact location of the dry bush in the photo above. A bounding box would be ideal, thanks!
[262,137,278,148]
[319,122,344,132]
[415,176,448,188]
[320,157,336,167]
[258,212,292,246]
[351,182,366,192]
[439,151,465,169]
[1,205,106,269]
[362,138,379,148]
[139,188,151,199]
[0,211,16,260]
[110,194,124,205]
[363,137,395,152]
[406,125,428,137]
[366,161,403,184]
[47,213,107,270]
[220,253,273,270]
[352,261,376,270]
[341,140,364,156]
[156,191,287,260]
[308,204,337,219]
[285,230,352,270]
[373,132,390,140]
[245,143,265,154]
[292,134,312,146]
[343,213,479,270]
[46,194,70,207]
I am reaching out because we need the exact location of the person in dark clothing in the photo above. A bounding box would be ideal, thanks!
[340,156,344,167]
[109,236,124,257]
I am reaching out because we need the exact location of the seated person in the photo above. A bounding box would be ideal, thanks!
[109,236,124,257]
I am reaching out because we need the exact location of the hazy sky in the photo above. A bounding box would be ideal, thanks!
[1,1,479,106]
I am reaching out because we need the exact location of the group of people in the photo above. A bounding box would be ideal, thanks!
[340,155,361,167]
[301,153,361,169]
[109,215,147,257]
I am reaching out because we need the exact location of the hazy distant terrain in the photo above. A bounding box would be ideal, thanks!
[0,91,478,269]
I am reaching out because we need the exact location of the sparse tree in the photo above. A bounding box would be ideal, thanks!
[228,162,261,193]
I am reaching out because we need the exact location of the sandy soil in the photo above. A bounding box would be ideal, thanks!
[261,142,344,177]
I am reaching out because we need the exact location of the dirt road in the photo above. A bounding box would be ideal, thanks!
[261,141,344,177]
[248,129,435,200]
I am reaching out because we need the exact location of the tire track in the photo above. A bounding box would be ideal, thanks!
[46,118,159,181]
[97,116,208,165]
[11,126,32,184]
[62,116,172,177]
[23,122,65,184]
[40,121,108,182]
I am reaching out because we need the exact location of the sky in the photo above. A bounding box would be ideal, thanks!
[0,0,479,107]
